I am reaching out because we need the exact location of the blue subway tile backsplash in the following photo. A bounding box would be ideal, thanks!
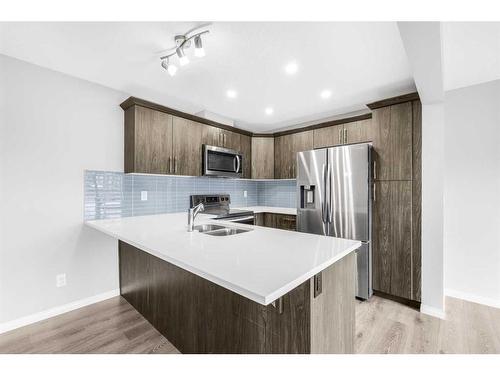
[84,170,296,221]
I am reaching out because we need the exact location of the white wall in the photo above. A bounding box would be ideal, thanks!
[444,79,500,307]
[397,22,446,317]
[421,103,446,317]
[0,55,127,325]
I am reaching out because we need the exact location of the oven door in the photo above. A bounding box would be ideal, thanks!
[203,145,243,178]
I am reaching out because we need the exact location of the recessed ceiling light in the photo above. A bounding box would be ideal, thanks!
[320,89,332,99]
[226,89,237,99]
[265,107,274,115]
[284,61,299,75]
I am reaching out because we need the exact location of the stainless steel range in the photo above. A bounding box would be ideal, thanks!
[189,194,255,225]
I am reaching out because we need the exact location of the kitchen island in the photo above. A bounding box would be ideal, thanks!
[86,210,360,354]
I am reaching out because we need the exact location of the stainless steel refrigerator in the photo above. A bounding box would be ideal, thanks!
[296,143,372,299]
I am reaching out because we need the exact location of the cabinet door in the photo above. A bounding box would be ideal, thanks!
[291,131,313,178]
[372,103,412,180]
[264,213,277,228]
[222,130,241,151]
[274,135,293,179]
[275,215,296,231]
[251,137,274,179]
[372,181,412,300]
[343,119,373,144]
[273,136,282,179]
[254,213,265,227]
[126,106,173,174]
[240,134,252,179]
[172,117,203,176]
[313,124,343,149]
[201,125,222,147]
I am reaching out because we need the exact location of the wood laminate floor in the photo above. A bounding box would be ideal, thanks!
[355,296,500,354]
[0,295,499,354]
[0,296,179,354]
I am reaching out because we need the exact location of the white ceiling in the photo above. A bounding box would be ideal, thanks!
[0,22,418,132]
[441,22,500,92]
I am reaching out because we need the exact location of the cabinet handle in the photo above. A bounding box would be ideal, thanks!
[272,297,284,314]
[373,160,377,180]
[314,272,322,298]
[373,182,376,202]
[223,133,227,146]
[344,128,348,144]
[338,129,342,144]
[168,156,172,174]
[174,157,177,174]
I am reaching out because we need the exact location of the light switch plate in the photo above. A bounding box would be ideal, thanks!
[141,191,148,201]
[56,273,66,288]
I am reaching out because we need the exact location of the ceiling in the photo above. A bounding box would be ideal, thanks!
[442,22,500,91]
[1,22,418,132]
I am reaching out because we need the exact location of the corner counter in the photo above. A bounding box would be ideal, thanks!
[86,211,360,353]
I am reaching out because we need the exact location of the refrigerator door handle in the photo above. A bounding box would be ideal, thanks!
[321,164,328,223]
[328,162,333,223]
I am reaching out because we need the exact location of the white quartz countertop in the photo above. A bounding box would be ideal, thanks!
[86,211,360,305]
[240,206,297,215]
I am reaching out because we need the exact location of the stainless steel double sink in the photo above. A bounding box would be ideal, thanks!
[193,224,252,236]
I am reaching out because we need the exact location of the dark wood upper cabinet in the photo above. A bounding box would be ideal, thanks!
[172,117,203,176]
[201,125,222,147]
[251,137,274,179]
[343,119,373,144]
[222,129,241,150]
[371,102,413,181]
[124,105,173,174]
[275,131,313,179]
[313,124,343,148]
[239,134,252,179]
[313,119,373,149]
[273,135,284,179]
[201,125,241,150]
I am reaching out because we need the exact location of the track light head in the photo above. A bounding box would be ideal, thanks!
[161,58,177,76]
[161,59,168,70]
[176,47,189,66]
[194,35,205,58]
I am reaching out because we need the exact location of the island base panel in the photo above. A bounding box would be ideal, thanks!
[118,240,355,354]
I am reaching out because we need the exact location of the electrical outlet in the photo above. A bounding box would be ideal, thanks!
[141,191,148,201]
[243,190,247,198]
[56,273,66,288]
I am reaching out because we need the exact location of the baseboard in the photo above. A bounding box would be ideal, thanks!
[445,288,500,309]
[0,289,120,335]
[420,304,446,320]
[373,290,421,310]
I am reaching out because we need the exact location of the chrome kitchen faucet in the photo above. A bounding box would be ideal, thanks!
[187,203,205,232]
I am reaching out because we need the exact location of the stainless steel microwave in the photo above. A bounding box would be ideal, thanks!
[202,145,243,178]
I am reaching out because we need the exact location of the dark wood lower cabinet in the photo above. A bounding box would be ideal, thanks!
[119,240,355,354]
[255,213,296,231]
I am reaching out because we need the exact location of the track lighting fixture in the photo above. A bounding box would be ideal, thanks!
[159,29,209,76]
